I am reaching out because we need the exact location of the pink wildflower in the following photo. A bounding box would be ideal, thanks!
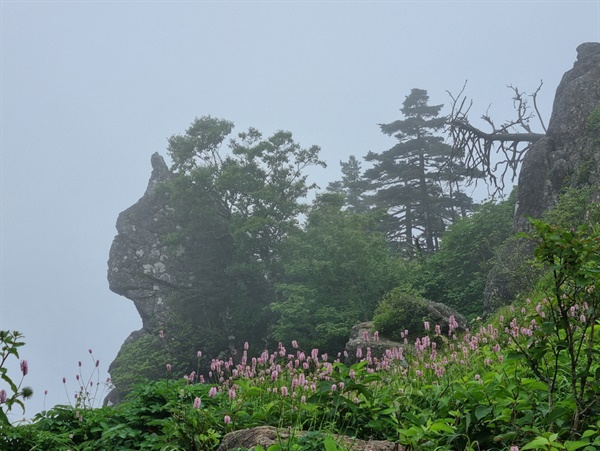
[166,364,172,372]
[224,415,231,424]
[0,389,6,404]
[311,348,319,361]
[193,397,201,409]
[20,360,28,376]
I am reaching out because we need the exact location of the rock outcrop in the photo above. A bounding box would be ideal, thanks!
[485,43,600,312]
[106,153,183,403]
[344,322,404,362]
[106,152,236,403]
[345,311,466,362]
[514,42,600,231]
[216,426,403,451]
[107,153,182,330]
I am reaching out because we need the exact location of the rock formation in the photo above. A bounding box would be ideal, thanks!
[216,426,403,451]
[345,312,465,362]
[485,42,600,312]
[514,42,600,231]
[105,153,183,403]
[106,152,235,403]
[107,153,181,330]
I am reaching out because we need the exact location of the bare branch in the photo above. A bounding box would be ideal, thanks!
[446,82,547,195]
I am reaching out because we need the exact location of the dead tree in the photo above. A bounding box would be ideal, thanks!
[446,81,547,194]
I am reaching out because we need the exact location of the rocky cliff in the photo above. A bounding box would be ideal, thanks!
[106,152,235,403]
[105,153,183,402]
[514,42,600,231]
[485,42,600,312]
[107,153,181,331]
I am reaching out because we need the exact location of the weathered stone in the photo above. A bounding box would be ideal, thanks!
[345,312,465,361]
[486,43,600,311]
[514,42,600,232]
[345,322,404,362]
[216,426,403,451]
[423,301,467,333]
[106,152,236,403]
[107,152,182,330]
[106,153,184,402]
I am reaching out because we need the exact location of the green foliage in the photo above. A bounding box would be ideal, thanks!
[372,285,430,341]
[140,117,327,389]
[585,105,600,134]
[516,219,600,431]
[542,185,600,229]
[109,333,166,396]
[326,156,370,212]
[424,192,516,317]
[273,195,411,352]
[6,251,600,451]
[0,330,32,425]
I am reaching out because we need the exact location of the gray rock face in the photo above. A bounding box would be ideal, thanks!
[106,153,191,402]
[107,152,184,330]
[485,43,600,312]
[344,322,404,362]
[514,42,600,231]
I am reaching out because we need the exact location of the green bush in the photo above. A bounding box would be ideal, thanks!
[423,193,516,318]
[372,285,430,341]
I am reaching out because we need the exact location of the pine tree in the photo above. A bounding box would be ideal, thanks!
[364,89,472,254]
[326,155,369,212]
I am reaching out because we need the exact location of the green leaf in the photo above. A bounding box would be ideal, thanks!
[428,421,455,433]
[474,405,493,421]
[323,437,340,451]
[565,441,593,451]
[521,436,551,450]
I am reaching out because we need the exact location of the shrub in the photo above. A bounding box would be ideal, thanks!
[372,285,430,341]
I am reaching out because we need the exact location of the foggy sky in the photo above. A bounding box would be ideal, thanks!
[1,1,599,418]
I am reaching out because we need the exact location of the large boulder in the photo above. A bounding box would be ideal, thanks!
[344,322,404,362]
[216,426,402,451]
